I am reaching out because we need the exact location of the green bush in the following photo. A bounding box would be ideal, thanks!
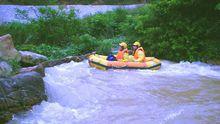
[83,9,128,39]
[16,37,125,60]
[17,44,81,60]
[96,37,125,55]
[74,34,99,54]
[1,7,82,47]
[83,12,117,39]
[1,1,219,63]
[121,0,220,62]
[0,22,37,45]
[34,7,81,46]
[7,60,21,75]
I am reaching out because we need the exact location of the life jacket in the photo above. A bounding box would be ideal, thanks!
[116,48,128,60]
[133,47,146,62]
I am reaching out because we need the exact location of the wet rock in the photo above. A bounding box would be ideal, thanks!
[0,71,47,123]
[19,54,88,77]
[0,34,21,61]
[42,55,83,68]
[19,64,45,76]
[207,60,220,65]
[19,51,48,66]
[0,61,12,77]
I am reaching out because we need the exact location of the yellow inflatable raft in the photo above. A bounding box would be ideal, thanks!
[88,54,161,70]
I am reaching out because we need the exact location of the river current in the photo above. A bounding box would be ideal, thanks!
[9,60,220,124]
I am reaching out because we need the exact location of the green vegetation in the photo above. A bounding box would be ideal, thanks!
[122,0,220,61]
[0,7,126,60]
[0,0,219,63]
[0,0,145,5]
[7,59,21,75]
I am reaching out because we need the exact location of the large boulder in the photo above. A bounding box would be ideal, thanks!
[19,51,48,66]
[0,61,12,77]
[0,34,21,62]
[0,71,47,123]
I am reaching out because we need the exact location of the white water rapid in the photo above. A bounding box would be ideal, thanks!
[9,60,220,124]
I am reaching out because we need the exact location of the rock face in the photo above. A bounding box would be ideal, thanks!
[0,54,87,123]
[19,51,48,66]
[41,55,83,68]
[19,55,85,77]
[0,71,47,123]
[0,61,12,77]
[0,34,21,61]
[19,64,45,77]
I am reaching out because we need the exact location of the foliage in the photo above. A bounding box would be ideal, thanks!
[16,37,124,60]
[83,9,128,39]
[1,1,220,63]
[75,34,99,54]
[0,22,36,45]
[216,3,220,10]
[96,37,125,55]
[17,44,80,60]
[0,7,82,47]
[121,0,220,62]
[36,7,81,46]
[7,60,21,75]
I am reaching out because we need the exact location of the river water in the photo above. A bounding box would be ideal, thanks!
[9,60,220,124]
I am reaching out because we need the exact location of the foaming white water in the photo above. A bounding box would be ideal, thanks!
[10,60,220,124]
[138,61,220,78]
[11,61,102,124]
[11,101,100,124]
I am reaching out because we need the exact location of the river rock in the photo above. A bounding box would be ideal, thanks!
[19,64,45,76]
[0,34,21,62]
[19,54,89,78]
[0,71,47,123]
[0,61,12,77]
[42,55,83,68]
[207,60,220,65]
[19,51,48,66]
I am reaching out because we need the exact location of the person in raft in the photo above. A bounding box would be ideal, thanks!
[129,41,146,62]
[115,42,129,61]
[106,42,129,61]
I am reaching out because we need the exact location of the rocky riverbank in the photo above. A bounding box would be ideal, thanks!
[0,34,86,123]
[0,33,219,123]
[0,56,86,123]
[0,72,46,123]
